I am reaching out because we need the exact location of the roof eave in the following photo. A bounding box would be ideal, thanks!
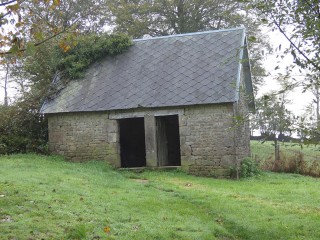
[242,38,255,112]
[235,29,246,102]
[235,33,255,112]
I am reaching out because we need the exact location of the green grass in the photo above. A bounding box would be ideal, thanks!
[1,154,320,239]
[251,140,320,162]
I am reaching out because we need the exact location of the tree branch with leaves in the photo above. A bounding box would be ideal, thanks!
[248,0,320,72]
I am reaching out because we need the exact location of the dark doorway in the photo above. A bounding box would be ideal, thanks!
[156,115,181,166]
[119,118,146,168]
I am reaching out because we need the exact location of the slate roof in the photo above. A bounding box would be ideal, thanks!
[41,27,253,114]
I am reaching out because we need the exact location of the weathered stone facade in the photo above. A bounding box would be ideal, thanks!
[43,28,254,178]
[234,87,251,164]
[48,102,250,177]
[180,104,236,177]
[48,112,120,166]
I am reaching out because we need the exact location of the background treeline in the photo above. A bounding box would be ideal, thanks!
[0,0,319,156]
[0,0,268,154]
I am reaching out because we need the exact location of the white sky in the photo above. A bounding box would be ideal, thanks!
[257,28,313,116]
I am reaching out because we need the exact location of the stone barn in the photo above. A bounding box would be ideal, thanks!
[41,27,254,177]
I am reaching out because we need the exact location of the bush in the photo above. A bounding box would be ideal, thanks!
[261,150,320,178]
[240,158,261,178]
[55,33,132,79]
[0,33,131,155]
[271,151,305,174]
[309,160,320,178]
[0,104,48,155]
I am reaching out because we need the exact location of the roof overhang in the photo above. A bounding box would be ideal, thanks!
[235,33,255,112]
[242,38,255,112]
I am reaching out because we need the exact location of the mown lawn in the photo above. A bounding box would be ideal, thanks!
[1,154,320,239]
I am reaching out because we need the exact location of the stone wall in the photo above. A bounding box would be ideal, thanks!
[234,69,252,163]
[179,104,237,177]
[48,112,120,165]
[47,102,250,177]
[187,165,231,178]
[234,88,251,163]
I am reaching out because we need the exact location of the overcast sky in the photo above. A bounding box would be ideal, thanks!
[259,28,312,116]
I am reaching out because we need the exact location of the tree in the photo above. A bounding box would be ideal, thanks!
[253,94,293,139]
[294,105,320,144]
[0,0,113,105]
[107,0,270,89]
[249,0,320,72]
[0,32,131,154]
[251,93,294,159]
[108,0,243,37]
[0,58,10,106]
[239,0,320,147]
[0,54,24,105]
[0,0,109,55]
[0,0,131,154]
[292,73,320,144]
[304,74,320,127]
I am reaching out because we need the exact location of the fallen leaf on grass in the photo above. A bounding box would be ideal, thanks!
[104,226,110,233]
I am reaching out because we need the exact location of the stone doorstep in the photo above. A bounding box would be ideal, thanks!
[118,166,181,171]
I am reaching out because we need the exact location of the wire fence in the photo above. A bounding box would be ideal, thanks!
[251,140,320,177]
[251,140,320,162]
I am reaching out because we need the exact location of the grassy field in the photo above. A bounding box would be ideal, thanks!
[251,140,320,162]
[1,154,320,239]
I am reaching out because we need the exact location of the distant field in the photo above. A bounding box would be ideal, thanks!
[1,154,320,239]
[251,140,320,162]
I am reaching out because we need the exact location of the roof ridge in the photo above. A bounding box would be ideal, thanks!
[133,27,245,42]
